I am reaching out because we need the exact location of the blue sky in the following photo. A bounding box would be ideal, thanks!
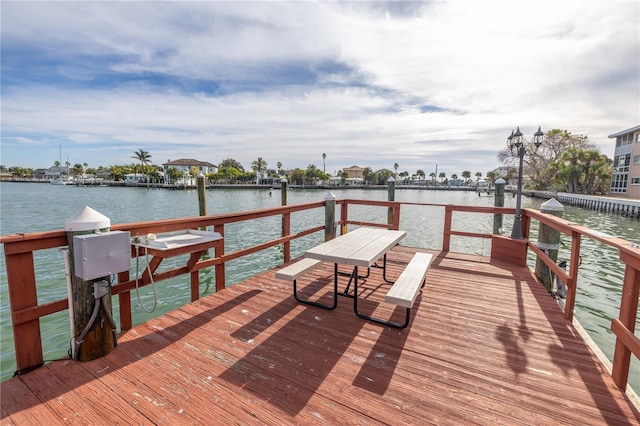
[1,1,638,177]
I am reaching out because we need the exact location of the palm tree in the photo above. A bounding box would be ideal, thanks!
[72,163,84,177]
[322,153,326,173]
[131,149,152,188]
[462,170,471,185]
[251,157,268,185]
[393,163,399,178]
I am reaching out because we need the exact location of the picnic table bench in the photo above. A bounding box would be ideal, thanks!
[276,228,432,328]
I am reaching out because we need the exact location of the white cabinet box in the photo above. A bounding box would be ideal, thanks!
[73,231,131,280]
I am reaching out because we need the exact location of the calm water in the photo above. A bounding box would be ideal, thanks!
[1,182,638,392]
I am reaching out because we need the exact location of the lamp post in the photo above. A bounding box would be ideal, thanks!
[507,126,544,239]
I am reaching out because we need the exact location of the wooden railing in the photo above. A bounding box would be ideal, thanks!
[428,203,639,392]
[523,207,640,391]
[1,199,400,376]
[1,199,637,392]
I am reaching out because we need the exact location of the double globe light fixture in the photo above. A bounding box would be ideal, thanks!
[507,126,544,239]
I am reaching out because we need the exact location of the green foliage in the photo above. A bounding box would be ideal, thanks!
[72,163,84,176]
[8,166,34,177]
[108,165,125,181]
[547,148,611,194]
[498,128,610,192]
[303,164,329,184]
[166,167,183,183]
[131,149,152,187]
[288,168,306,185]
[220,158,245,171]
[340,170,348,184]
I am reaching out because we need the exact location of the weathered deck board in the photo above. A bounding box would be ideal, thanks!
[2,246,639,425]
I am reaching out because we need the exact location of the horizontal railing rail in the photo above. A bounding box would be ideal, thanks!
[388,200,637,393]
[1,199,637,393]
[523,207,640,391]
[2,200,325,375]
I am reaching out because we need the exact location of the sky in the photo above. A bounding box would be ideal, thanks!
[1,1,639,178]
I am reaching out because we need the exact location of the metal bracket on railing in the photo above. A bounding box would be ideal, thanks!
[537,242,560,252]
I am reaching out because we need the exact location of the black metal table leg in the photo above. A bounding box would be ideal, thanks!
[353,264,410,328]
[293,272,338,310]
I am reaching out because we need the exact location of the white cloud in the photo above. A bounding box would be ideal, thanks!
[1,1,638,176]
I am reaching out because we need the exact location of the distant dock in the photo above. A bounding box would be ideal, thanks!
[555,192,640,219]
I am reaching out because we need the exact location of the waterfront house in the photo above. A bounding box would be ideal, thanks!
[45,165,70,180]
[162,158,218,178]
[343,165,365,179]
[32,169,48,181]
[609,124,640,198]
[123,173,145,184]
[328,175,364,186]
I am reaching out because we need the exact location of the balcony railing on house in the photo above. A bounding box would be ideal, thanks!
[1,198,638,395]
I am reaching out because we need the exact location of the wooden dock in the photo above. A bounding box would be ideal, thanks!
[2,246,639,425]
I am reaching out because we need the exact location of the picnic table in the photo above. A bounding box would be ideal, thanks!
[277,227,431,328]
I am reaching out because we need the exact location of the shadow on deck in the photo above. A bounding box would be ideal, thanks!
[2,246,639,424]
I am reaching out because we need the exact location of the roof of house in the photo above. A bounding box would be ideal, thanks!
[608,124,640,138]
[46,166,70,173]
[163,159,217,167]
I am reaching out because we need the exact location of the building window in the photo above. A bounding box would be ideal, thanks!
[631,177,640,185]
[634,155,640,165]
[614,154,631,172]
[610,174,628,193]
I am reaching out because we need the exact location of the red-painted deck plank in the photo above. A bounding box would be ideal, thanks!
[2,247,639,425]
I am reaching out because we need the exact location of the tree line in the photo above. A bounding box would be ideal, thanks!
[0,129,613,194]
[496,129,611,194]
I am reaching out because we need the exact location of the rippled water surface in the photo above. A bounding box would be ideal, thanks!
[1,182,638,392]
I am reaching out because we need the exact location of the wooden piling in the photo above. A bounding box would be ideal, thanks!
[197,173,206,217]
[387,177,395,226]
[281,179,290,263]
[493,178,505,234]
[64,207,115,361]
[280,178,287,206]
[535,199,564,292]
[324,192,336,241]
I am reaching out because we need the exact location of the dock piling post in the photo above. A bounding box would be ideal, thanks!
[535,198,564,292]
[64,207,117,361]
[387,177,395,226]
[281,178,288,207]
[196,173,208,237]
[493,178,505,234]
[281,179,290,262]
[197,173,207,218]
[324,192,336,241]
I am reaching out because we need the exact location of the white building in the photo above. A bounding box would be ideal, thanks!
[162,159,218,180]
[609,125,640,198]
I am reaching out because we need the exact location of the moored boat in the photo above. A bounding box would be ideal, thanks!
[50,176,72,185]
